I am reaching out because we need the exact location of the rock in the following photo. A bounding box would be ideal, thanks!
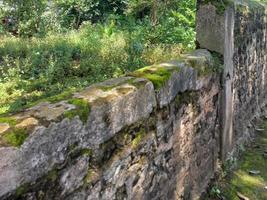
[0,118,84,198]
[29,102,76,122]
[0,123,10,134]
[196,3,226,54]
[156,49,215,108]
[0,147,22,198]
[15,117,39,129]
[155,61,197,108]
[60,156,89,196]
[74,77,156,145]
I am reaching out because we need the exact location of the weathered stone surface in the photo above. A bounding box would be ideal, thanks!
[0,118,85,198]
[60,156,89,196]
[156,62,197,108]
[0,123,10,134]
[156,49,214,108]
[74,77,157,145]
[1,1,267,198]
[15,117,39,129]
[27,101,76,122]
[197,0,267,160]
[196,3,225,54]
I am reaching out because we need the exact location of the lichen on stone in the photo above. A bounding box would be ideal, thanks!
[63,98,90,123]
[182,49,221,77]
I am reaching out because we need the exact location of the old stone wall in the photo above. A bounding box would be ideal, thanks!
[0,0,267,199]
[197,0,267,160]
[0,50,221,200]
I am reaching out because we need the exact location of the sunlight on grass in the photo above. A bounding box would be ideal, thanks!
[221,120,267,200]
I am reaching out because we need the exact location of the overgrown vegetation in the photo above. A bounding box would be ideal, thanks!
[207,120,267,200]
[0,0,196,115]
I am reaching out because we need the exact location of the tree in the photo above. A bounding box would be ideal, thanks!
[1,0,48,36]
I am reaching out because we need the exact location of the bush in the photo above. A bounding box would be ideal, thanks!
[0,0,197,115]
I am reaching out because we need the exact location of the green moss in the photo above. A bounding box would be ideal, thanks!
[46,90,74,103]
[129,65,179,90]
[46,169,58,182]
[132,129,145,148]
[15,184,30,198]
[217,120,267,200]
[64,98,90,123]
[80,148,92,156]
[2,128,28,147]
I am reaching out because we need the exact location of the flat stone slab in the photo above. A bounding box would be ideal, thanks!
[74,76,157,145]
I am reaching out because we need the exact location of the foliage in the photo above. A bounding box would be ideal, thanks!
[1,0,48,36]
[0,0,197,115]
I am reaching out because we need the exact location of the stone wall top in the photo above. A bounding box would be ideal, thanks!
[0,49,218,198]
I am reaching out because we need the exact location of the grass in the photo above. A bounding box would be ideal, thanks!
[0,27,187,115]
[209,120,267,200]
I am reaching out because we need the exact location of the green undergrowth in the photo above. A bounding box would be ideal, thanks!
[0,116,29,147]
[2,128,28,147]
[129,65,179,90]
[63,98,90,123]
[209,120,267,200]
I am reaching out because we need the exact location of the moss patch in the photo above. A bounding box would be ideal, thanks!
[46,169,59,182]
[129,65,179,90]
[63,98,90,123]
[2,128,28,147]
[132,129,145,149]
[15,183,30,198]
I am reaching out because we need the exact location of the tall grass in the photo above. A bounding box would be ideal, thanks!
[0,21,191,115]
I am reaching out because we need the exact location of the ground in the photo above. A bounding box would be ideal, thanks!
[208,119,267,200]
